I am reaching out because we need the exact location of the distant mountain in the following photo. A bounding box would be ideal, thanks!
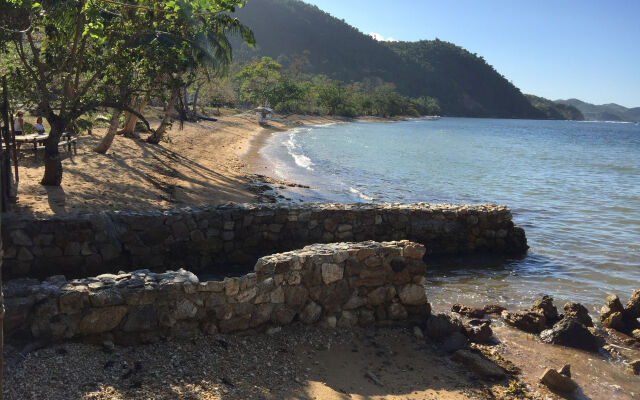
[232,0,544,118]
[525,95,584,120]
[555,99,640,122]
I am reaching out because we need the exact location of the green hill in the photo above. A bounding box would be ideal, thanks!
[232,0,544,118]
[555,99,640,122]
[525,95,584,120]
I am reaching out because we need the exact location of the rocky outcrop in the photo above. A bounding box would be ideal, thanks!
[464,319,493,343]
[539,365,578,392]
[451,303,484,318]
[501,310,546,333]
[424,313,463,340]
[540,318,603,352]
[600,294,625,330]
[4,240,430,344]
[531,295,559,323]
[624,289,640,320]
[563,302,593,327]
[2,203,528,279]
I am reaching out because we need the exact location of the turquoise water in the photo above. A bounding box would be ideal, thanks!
[261,118,640,311]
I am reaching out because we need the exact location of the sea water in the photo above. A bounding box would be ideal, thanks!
[261,118,640,312]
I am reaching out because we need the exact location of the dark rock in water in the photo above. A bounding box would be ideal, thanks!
[451,303,485,318]
[464,319,493,343]
[501,310,547,333]
[624,289,640,320]
[451,349,506,379]
[539,367,578,392]
[531,295,559,323]
[600,294,625,330]
[425,313,463,340]
[483,304,506,314]
[627,359,640,375]
[563,302,593,327]
[540,317,603,352]
[442,332,469,353]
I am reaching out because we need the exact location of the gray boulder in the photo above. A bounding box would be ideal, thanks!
[539,366,578,392]
[425,313,463,340]
[600,294,625,330]
[531,295,559,323]
[540,317,603,352]
[624,289,640,320]
[501,310,546,333]
[563,302,593,327]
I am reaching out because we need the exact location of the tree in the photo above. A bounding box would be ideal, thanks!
[0,0,248,185]
[234,56,282,107]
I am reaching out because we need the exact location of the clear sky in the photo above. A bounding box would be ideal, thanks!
[303,0,640,108]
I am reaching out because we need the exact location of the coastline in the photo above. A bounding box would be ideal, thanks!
[241,114,412,202]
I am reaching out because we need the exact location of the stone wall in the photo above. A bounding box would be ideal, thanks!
[4,240,430,344]
[2,203,527,280]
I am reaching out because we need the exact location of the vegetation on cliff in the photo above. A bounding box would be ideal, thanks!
[526,95,584,120]
[232,0,544,118]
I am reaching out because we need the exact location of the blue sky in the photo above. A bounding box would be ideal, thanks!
[304,0,640,107]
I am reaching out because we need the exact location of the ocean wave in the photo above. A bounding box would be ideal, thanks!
[285,131,314,170]
[349,187,377,202]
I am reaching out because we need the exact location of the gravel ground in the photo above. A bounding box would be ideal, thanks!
[2,323,536,400]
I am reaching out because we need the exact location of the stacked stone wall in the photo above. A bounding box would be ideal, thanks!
[4,240,430,344]
[2,203,527,280]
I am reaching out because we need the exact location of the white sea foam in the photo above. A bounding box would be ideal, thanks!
[349,187,376,202]
[285,130,314,170]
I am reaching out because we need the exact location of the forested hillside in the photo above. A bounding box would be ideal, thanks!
[525,95,584,120]
[233,0,545,118]
[555,99,640,122]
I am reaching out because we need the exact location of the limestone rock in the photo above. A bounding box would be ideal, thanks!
[540,318,602,352]
[531,295,559,323]
[79,306,127,334]
[337,310,358,328]
[121,306,158,332]
[624,289,640,320]
[321,263,344,285]
[299,301,322,324]
[398,284,427,306]
[563,302,593,327]
[425,313,463,340]
[632,329,640,340]
[59,287,90,314]
[539,367,578,392]
[600,294,625,330]
[464,319,493,343]
[626,359,640,375]
[367,286,396,306]
[442,332,468,353]
[451,350,506,378]
[501,310,546,333]
[451,303,485,318]
[387,303,408,320]
[482,304,506,314]
[89,288,124,307]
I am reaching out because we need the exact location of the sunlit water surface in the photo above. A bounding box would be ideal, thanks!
[261,118,640,314]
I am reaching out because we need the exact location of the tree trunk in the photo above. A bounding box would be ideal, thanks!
[118,99,148,138]
[41,117,66,186]
[147,87,179,144]
[93,109,122,154]
[191,83,202,118]
[0,202,4,399]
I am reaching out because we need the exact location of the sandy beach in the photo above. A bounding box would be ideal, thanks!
[9,111,338,215]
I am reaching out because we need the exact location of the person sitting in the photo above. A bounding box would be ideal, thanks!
[34,117,46,135]
[13,111,24,136]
